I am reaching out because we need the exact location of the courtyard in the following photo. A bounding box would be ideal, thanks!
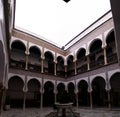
[1,107,120,117]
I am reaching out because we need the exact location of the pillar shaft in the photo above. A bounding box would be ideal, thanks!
[23,92,26,111]
[107,91,111,110]
[103,47,107,65]
[89,92,93,109]
[54,62,57,76]
[87,55,90,70]
[41,59,44,73]
[74,61,77,75]
[25,54,28,70]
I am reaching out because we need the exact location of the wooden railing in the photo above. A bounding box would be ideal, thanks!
[10,53,118,77]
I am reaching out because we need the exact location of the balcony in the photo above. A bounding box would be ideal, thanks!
[10,59,25,70]
[77,64,87,74]
[107,53,118,64]
[9,53,118,78]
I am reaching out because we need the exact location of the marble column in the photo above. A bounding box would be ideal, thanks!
[87,55,90,70]
[103,46,108,65]
[74,61,77,75]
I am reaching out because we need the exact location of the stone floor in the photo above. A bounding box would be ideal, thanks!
[1,107,120,117]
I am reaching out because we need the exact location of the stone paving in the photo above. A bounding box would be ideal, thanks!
[1,107,120,117]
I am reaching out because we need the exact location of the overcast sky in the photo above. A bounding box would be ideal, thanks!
[15,0,111,47]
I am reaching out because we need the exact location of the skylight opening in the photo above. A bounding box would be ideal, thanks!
[15,0,111,48]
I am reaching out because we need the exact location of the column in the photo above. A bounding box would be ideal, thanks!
[0,88,6,114]
[25,41,29,70]
[64,65,67,77]
[23,92,26,111]
[76,93,78,109]
[40,92,43,109]
[74,80,78,109]
[88,76,93,109]
[106,71,111,110]
[54,80,57,103]
[103,46,107,65]
[89,91,93,109]
[40,78,44,109]
[41,47,44,73]
[54,93,57,103]
[107,90,111,110]
[87,55,90,70]
[25,53,29,70]
[54,62,57,76]
[74,60,77,75]
[41,58,44,73]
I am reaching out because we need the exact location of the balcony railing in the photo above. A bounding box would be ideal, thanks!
[90,59,104,69]
[28,63,41,72]
[10,53,118,77]
[10,59,25,70]
[107,53,118,64]
[77,64,87,74]
[57,71,65,77]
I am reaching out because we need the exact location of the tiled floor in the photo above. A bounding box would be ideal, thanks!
[1,107,120,117]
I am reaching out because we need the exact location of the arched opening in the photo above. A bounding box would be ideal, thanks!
[76,48,87,73]
[43,81,54,107]
[68,82,76,105]
[44,51,54,75]
[89,39,104,69]
[106,30,118,63]
[78,80,89,106]
[7,76,24,108]
[67,55,74,77]
[92,77,107,107]
[57,83,68,103]
[28,46,41,72]
[57,56,65,77]
[110,72,120,107]
[26,79,41,108]
[10,40,26,69]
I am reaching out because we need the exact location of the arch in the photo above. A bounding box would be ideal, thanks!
[76,48,86,60]
[68,82,75,92]
[67,55,74,63]
[29,46,41,56]
[28,46,41,71]
[57,56,65,77]
[78,80,89,106]
[44,51,54,74]
[110,72,120,107]
[57,83,69,103]
[57,56,64,65]
[8,76,24,91]
[27,78,41,92]
[91,76,107,107]
[89,39,102,53]
[57,82,65,92]
[43,81,54,107]
[11,40,26,51]
[105,29,114,43]
[76,48,87,73]
[44,51,54,61]
[10,40,26,69]
[67,55,74,77]
[7,76,24,108]
[26,78,41,108]
[67,82,76,105]
[89,39,103,69]
[106,29,117,63]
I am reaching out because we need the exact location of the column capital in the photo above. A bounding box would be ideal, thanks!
[25,51,29,55]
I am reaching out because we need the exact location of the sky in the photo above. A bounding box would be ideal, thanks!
[15,0,111,48]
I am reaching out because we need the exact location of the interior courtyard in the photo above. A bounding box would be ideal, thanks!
[1,0,120,117]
